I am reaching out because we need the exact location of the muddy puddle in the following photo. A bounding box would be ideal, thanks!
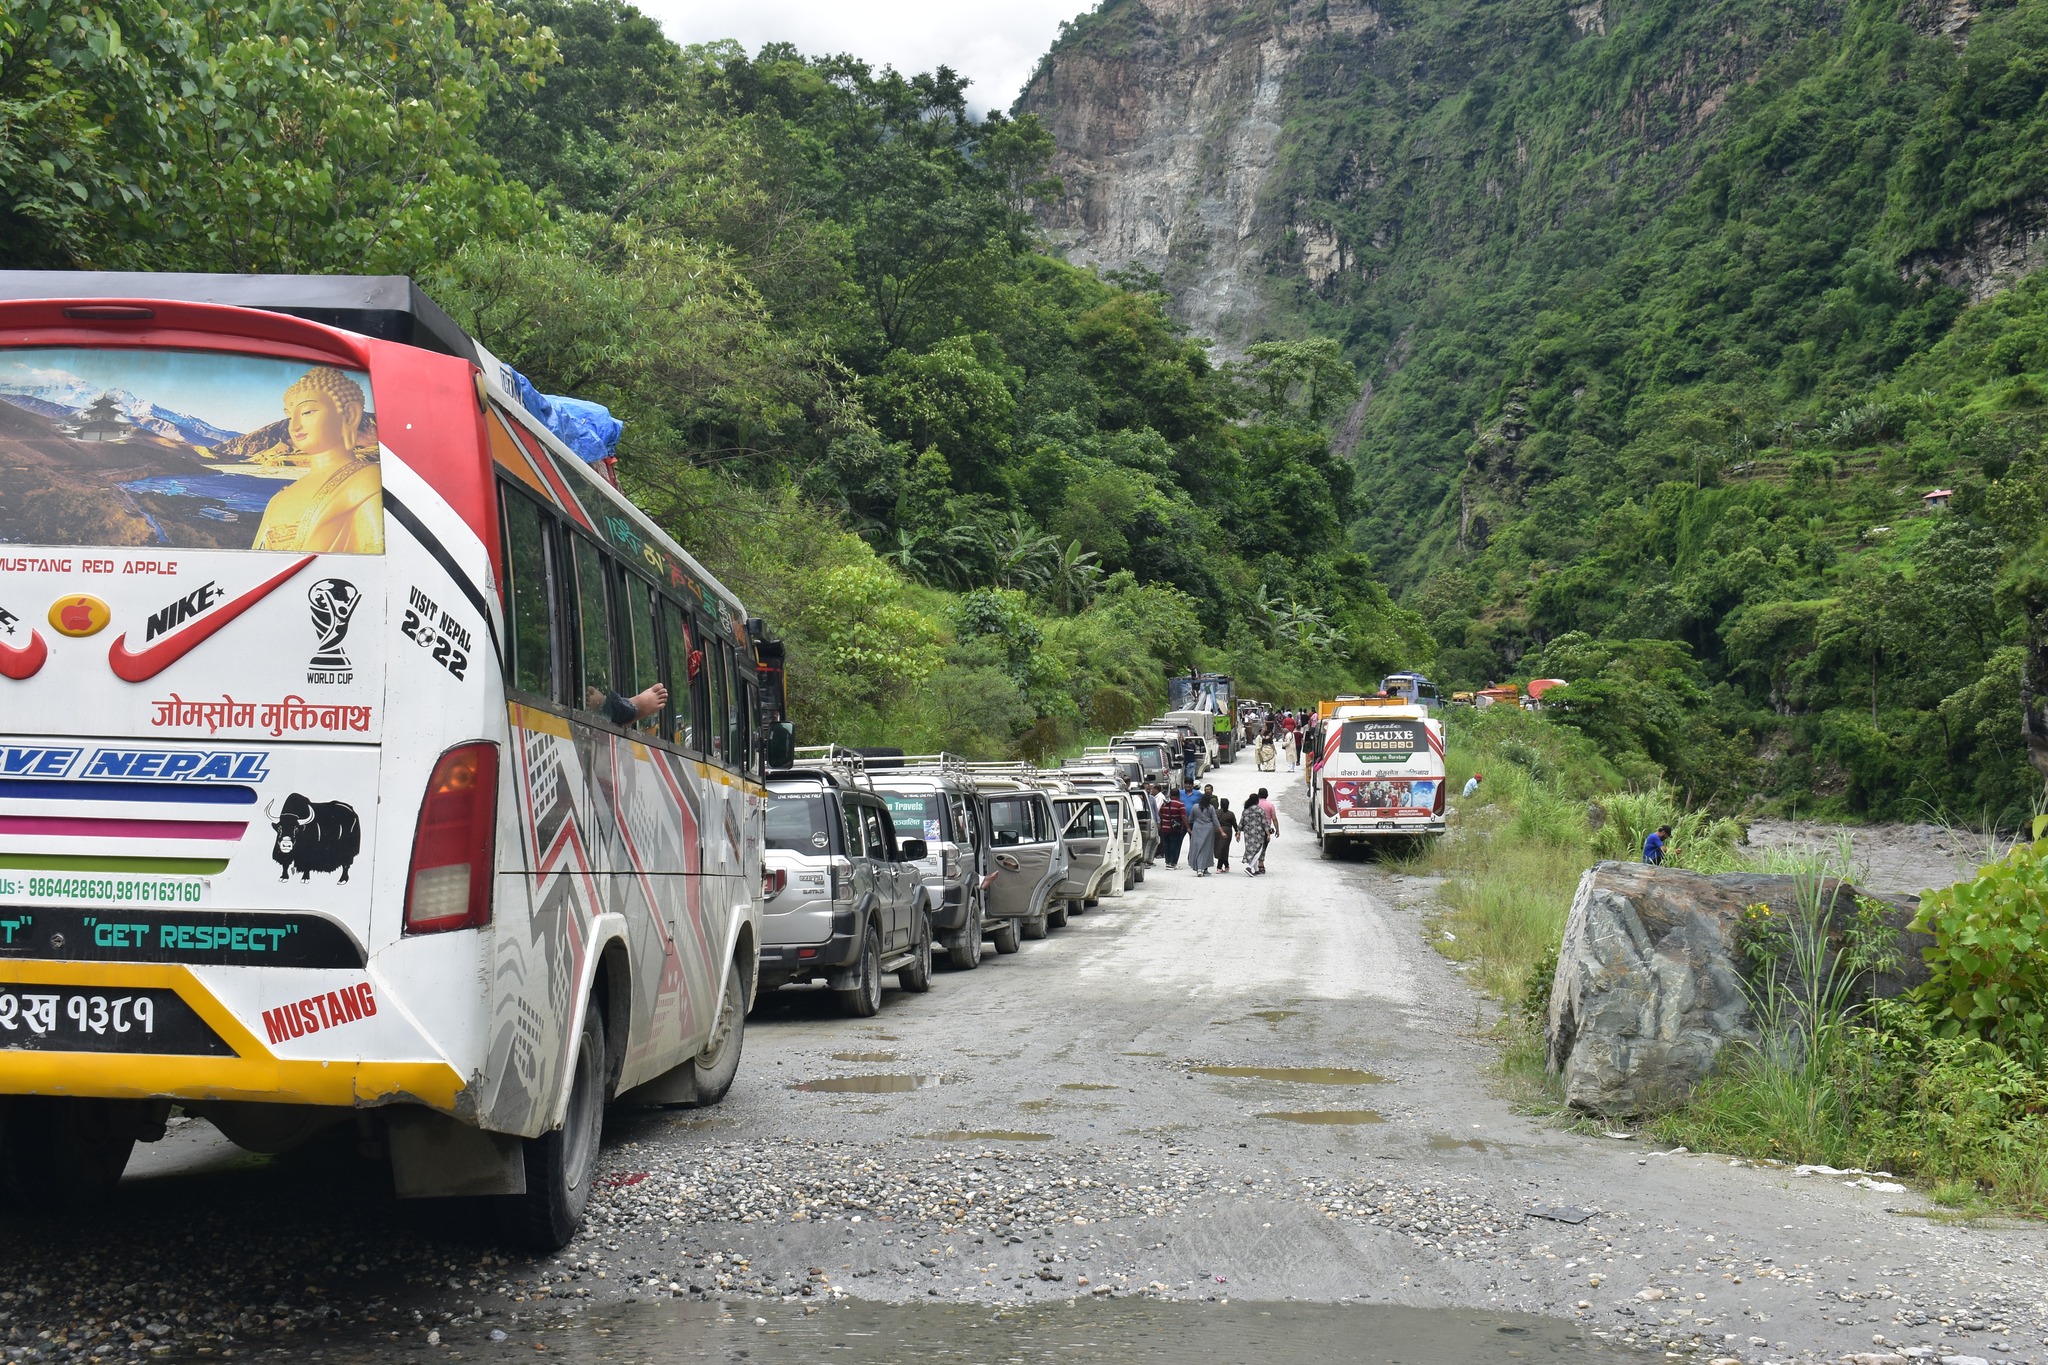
[1058,1082,1118,1091]
[830,1051,899,1063]
[1246,1009,1299,1023]
[326,1297,1647,1362]
[915,1130,1053,1142]
[793,1074,952,1093]
[1429,1135,1494,1152]
[1258,1110,1385,1125]
[1193,1066,1385,1084]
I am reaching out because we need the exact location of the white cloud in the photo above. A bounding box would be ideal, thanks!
[645,0,1092,116]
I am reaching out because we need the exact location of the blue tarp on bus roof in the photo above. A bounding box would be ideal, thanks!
[508,369,622,465]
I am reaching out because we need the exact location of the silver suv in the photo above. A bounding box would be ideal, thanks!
[965,770,1070,947]
[864,757,992,970]
[761,764,933,1017]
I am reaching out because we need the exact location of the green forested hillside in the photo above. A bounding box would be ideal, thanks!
[1251,0,2048,819]
[1,0,1427,755]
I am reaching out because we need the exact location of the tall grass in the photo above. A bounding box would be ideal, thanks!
[1421,707,1742,1015]
[1425,708,2048,1215]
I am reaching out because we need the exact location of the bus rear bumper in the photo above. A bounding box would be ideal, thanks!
[0,961,468,1115]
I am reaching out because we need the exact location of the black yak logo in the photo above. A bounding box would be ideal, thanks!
[266,793,362,884]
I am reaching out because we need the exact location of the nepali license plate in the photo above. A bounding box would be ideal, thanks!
[0,986,232,1055]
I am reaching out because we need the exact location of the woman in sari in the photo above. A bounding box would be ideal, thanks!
[1187,794,1219,877]
[1240,791,1270,876]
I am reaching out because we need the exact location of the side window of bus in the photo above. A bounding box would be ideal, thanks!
[658,601,698,750]
[726,658,748,770]
[705,635,730,763]
[498,490,560,701]
[738,680,758,775]
[615,574,662,734]
[572,537,614,718]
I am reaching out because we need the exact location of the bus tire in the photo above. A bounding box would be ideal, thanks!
[500,998,605,1252]
[835,920,884,1018]
[898,905,934,993]
[688,958,747,1107]
[0,1097,138,1210]
[945,899,983,971]
[990,918,1022,955]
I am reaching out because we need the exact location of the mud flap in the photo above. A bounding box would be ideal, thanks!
[386,1108,527,1197]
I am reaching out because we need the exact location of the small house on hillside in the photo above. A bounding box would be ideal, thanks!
[1923,488,1953,510]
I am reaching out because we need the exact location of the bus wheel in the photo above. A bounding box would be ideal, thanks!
[944,899,983,971]
[500,998,605,1252]
[835,921,884,1018]
[0,1097,138,1210]
[689,958,747,1106]
[898,906,934,994]
[990,917,1022,955]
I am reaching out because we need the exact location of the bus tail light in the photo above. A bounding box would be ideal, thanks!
[404,742,499,935]
[1433,778,1446,816]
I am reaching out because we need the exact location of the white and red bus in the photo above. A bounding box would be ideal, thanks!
[1310,701,1446,851]
[0,273,786,1247]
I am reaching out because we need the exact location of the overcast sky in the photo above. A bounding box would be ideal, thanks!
[647,0,1095,116]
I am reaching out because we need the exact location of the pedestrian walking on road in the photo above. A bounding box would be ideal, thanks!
[1254,732,1276,771]
[1214,798,1237,872]
[1158,790,1189,868]
[1187,795,1219,876]
[1240,790,1270,874]
[1257,787,1279,843]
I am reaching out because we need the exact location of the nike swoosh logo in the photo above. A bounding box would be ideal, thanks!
[0,629,48,681]
[107,554,317,683]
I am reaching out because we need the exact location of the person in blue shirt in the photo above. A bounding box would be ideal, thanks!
[1643,825,1671,865]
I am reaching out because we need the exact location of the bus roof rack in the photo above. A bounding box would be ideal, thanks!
[0,271,478,361]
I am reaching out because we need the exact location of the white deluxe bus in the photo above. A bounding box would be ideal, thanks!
[0,273,788,1248]
[1310,701,1447,851]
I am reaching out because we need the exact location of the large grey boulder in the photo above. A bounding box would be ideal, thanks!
[1543,862,1925,1116]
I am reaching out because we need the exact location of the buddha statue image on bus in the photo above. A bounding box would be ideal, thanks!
[248,366,384,554]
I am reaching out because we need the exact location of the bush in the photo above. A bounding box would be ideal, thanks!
[1913,819,2048,1070]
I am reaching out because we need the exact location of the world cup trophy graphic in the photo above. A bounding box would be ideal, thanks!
[308,578,362,672]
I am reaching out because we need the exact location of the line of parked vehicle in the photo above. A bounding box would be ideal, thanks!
[757,711,1238,1017]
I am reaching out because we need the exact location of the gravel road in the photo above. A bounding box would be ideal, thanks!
[0,782,2040,1365]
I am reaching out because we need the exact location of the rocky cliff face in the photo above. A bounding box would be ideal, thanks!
[1019,0,1387,350]
[1019,0,1798,354]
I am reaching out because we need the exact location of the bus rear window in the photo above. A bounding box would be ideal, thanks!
[0,346,383,552]
[767,794,832,853]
